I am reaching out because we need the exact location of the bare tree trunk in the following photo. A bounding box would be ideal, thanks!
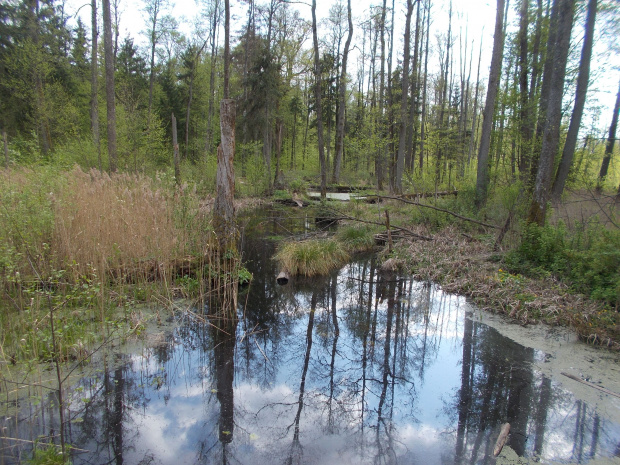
[530,0,559,184]
[172,113,180,185]
[332,0,353,184]
[528,0,575,225]
[312,0,327,198]
[377,0,387,190]
[91,0,101,172]
[205,0,220,155]
[147,0,161,117]
[517,0,530,177]
[475,0,506,207]
[598,79,620,184]
[214,99,236,248]
[223,0,230,99]
[467,36,483,166]
[406,0,422,172]
[551,0,597,201]
[395,0,415,194]
[3,127,8,168]
[102,0,117,172]
[419,0,430,174]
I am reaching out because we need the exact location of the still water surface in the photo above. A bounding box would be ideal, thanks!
[2,207,620,464]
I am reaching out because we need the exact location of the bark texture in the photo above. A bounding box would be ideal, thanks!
[475,0,506,207]
[551,0,597,201]
[214,99,236,249]
[102,0,117,172]
[529,0,575,225]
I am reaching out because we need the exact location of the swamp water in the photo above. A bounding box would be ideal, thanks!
[2,207,620,465]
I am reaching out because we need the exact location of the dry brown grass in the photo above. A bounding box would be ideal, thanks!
[398,226,619,350]
[53,167,197,283]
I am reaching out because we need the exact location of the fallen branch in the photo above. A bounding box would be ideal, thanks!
[561,372,620,399]
[334,210,433,241]
[378,195,500,229]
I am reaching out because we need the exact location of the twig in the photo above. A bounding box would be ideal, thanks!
[329,209,433,241]
[561,372,620,399]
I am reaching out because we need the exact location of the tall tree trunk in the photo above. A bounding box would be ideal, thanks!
[395,0,415,194]
[223,0,230,99]
[377,0,388,190]
[172,113,180,185]
[475,0,506,207]
[530,0,559,184]
[517,0,530,177]
[147,0,160,117]
[332,0,353,184]
[312,0,327,198]
[3,127,8,168]
[598,79,620,183]
[551,0,597,201]
[102,0,117,172]
[419,0,430,174]
[91,0,101,171]
[528,0,575,225]
[467,36,483,166]
[205,0,220,155]
[406,0,422,172]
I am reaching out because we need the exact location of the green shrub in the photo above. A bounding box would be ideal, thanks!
[507,222,620,309]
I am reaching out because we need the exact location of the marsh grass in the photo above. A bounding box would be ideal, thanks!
[0,166,222,364]
[336,224,377,252]
[275,239,350,277]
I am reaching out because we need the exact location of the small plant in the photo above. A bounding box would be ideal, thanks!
[27,442,70,465]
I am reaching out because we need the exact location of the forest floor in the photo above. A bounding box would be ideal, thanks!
[391,225,619,350]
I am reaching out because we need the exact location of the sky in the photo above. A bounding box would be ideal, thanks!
[63,0,619,136]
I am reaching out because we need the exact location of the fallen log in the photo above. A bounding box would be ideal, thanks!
[276,271,290,285]
[493,423,511,457]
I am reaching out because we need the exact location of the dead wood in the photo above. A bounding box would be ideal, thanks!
[378,195,499,229]
[493,423,511,457]
[561,372,620,399]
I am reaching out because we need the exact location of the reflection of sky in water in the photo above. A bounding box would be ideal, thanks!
[3,255,620,464]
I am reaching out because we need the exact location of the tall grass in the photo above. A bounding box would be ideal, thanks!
[53,166,195,283]
[0,166,216,364]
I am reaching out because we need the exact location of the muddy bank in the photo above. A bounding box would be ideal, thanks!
[393,226,620,350]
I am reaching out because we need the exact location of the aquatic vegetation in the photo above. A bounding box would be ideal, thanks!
[274,238,350,277]
[336,224,377,253]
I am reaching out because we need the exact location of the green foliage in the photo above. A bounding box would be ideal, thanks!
[27,442,70,465]
[507,222,620,309]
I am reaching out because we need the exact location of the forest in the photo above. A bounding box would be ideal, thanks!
[2,0,620,463]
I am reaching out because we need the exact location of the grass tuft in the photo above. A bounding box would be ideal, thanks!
[274,239,350,277]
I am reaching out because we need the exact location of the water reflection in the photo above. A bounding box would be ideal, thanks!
[2,208,620,464]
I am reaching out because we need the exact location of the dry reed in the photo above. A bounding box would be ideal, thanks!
[53,166,194,283]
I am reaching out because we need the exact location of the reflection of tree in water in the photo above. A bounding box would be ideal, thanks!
[450,319,608,464]
[286,291,317,465]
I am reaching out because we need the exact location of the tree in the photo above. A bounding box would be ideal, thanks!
[528,0,575,225]
[103,0,118,172]
[332,0,353,184]
[91,0,101,171]
[551,0,597,201]
[312,0,327,198]
[475,0,506,208]
[395,0,416,194]
[598,78,620,185]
